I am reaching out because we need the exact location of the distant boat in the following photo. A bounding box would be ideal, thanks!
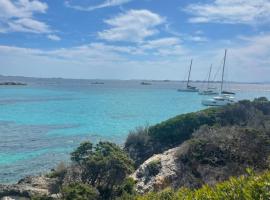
[199,64,218,95]
[178,59,199,92]
[141,82,152,85]
[91,82,104,85]
[202,50,236,106]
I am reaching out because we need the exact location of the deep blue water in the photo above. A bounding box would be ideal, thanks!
[0,76,270,183]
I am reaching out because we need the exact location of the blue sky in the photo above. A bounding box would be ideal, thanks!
[0,0,270,82]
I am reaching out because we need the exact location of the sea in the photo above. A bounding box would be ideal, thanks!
[1,76,270,183]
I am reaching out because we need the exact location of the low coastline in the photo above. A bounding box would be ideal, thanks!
[0,82,27,86]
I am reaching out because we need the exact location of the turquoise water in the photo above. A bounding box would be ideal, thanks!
[0,77,270,183]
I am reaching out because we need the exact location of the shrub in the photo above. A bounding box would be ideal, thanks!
[70,141,135,199]
[46,161,67,178]
[146,160,161,177]
[125,98,270,166]
[115,178,137,199]
[62,183,99,200]
[71,141,93,163]
[31,196,54,200]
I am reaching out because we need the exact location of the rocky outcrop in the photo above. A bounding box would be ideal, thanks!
[131,146,182,194]
[0,175,60,199]
[132,125,270,194]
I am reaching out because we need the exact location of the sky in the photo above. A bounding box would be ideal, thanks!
[0,0,270,82]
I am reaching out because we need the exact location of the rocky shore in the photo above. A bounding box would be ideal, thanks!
[1,98,270,199]
[0,176,59,199]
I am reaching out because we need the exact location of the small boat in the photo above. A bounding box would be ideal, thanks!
[178,59,199,92]
[91,82,104,85]
[202,94,235,106]
[202,50,236,106]
[141,82,152,85]
[199,64,218,95]
[221,90,235,95]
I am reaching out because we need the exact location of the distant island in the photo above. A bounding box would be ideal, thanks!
[1,97,270,200]
[0,82,27,86]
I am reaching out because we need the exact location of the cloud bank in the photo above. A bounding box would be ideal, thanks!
[0,0,51,33]
[185,0,270,24]
[98,9,165,42]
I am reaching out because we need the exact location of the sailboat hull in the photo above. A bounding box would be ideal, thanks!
[202,95,235,106]
[178,88,199,92]
[199,90,218,95]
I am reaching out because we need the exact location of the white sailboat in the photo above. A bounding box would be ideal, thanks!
[199,64,218,95]
[178,59,199,92]
[202,50,235,106]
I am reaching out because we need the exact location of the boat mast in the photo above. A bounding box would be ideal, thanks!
[187,59,192,87]
[207,64,212,89]
[221,50,227,92]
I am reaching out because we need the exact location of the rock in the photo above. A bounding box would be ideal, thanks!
[131,125,270,194]
[0,175,59,199]
[131,146,182,194]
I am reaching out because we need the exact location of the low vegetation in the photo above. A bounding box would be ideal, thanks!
[125,97,270,166]
[45,141,135,200]
[135,169,270,200]
[146,160,162,177]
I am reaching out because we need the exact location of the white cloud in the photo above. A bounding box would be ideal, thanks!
[0,0,50,33]
[47,34,61,41]
[0,43,189,80]
[230,34,270,68]
[142,37,181,49]
[1,33,270,82]
[65,0,132,11]
[140,37,186,56]
[188,36,208,42]
[98,9,165,42]
[185,0,270,24]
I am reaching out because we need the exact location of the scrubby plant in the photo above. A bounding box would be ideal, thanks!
[125,98,270,166]
[61,183,99,200]
[46,161,67,179]
[146,160,161,177]
[71,141,93,163]
[31,196,54,200]
[70,141,135,199]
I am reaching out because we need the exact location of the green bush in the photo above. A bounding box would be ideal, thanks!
[62,183,99,200]
[31,196,54,200]
[46,161,67,178]
[70,141,135,199]
[71,141,93,163]
[125,98,270,166]
[147,160,161,177]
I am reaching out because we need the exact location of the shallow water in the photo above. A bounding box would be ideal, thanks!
[0,77,270,183]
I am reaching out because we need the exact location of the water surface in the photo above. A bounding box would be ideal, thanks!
[0,77,270,183]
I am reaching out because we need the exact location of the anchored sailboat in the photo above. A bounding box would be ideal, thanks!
[178,59,199,92]
[199,64,218,95]
[202,50,235,106]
